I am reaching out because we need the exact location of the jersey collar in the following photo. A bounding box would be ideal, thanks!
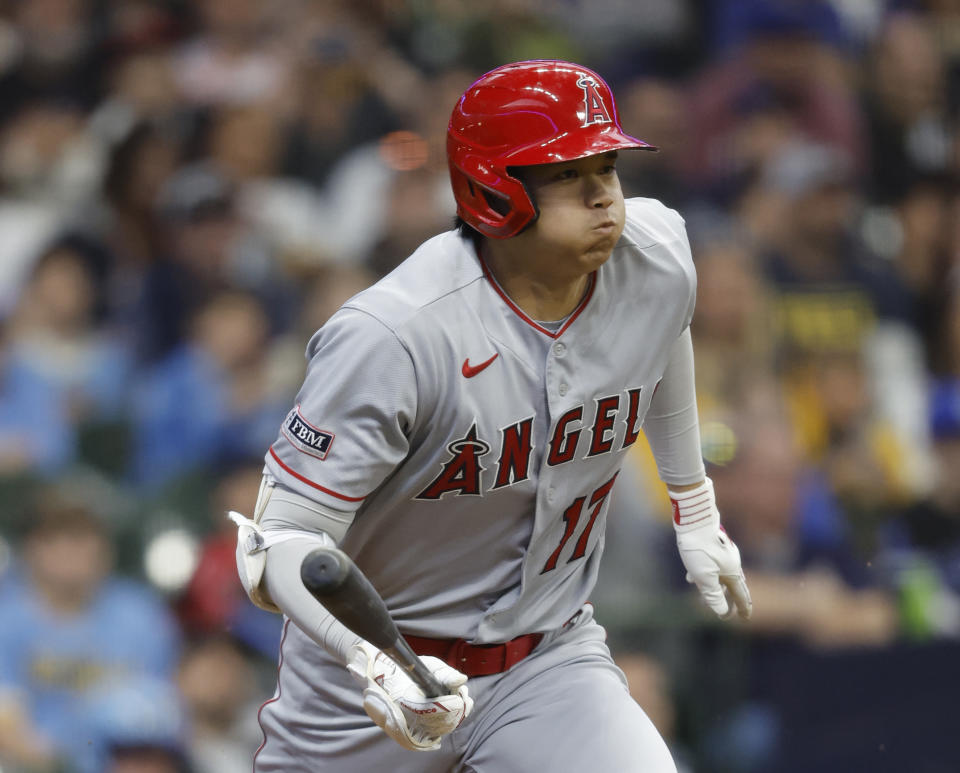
[477,253,597,340]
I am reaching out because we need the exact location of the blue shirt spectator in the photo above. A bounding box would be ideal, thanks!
[0,353,74,475]
[0,493,181,772]
[129,289,290,490]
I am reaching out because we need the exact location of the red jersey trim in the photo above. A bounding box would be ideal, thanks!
[253,618,290,767]
[268,446,366,503]
[479,256,596,339]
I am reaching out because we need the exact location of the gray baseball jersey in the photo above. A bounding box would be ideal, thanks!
[265,197,695,643]
[256,196,693,772]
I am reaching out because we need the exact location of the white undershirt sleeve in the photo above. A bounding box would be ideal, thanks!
[261,536,363,664]
[258,481,363,664]
[642,328,707,487]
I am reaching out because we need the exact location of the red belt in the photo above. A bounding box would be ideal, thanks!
[406,632,544,677]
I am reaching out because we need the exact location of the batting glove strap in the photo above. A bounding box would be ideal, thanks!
[347,642,474,752]
[669,478,753,620]
[669,478,721,533]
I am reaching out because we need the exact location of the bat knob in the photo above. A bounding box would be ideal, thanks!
[301,547,351,596]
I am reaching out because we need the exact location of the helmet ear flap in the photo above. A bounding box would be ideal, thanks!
[449,157,537,239]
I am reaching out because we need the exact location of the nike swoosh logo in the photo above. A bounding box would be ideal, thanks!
[461,353,499,378]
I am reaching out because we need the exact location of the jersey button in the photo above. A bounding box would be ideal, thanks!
[553,342,566,356]
[547,487,555,502]
[558,382,568,396]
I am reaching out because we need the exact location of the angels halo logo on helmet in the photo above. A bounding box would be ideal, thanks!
[576,74,613,127]
[447,59,656,240]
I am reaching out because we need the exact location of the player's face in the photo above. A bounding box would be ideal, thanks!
[515,151,626,275]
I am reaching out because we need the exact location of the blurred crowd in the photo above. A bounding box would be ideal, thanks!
[0,0,958,771]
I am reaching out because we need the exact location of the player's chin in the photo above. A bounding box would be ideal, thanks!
[580,233,620,267]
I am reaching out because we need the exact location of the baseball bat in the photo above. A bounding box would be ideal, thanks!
[300,546,447,698]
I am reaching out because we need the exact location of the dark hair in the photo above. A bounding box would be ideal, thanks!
[26,493,107,540]
[454,215,484,249]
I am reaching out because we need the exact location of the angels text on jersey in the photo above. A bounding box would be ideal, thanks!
[415,385,645,500]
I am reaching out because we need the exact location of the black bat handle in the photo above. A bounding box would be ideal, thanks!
[301,547,447,698]
[382,638,449,699]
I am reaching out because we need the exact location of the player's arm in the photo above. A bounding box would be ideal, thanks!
[230,476,472,750]
[643,328,752,619]
[231,475,358,657]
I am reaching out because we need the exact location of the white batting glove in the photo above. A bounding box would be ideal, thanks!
[670,477,752,620]
[346,641,473,751]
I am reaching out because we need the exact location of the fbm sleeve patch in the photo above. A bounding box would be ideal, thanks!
[281,406,335,460]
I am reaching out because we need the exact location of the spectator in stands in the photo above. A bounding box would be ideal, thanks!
[755,140,935,499]
[0,490,181,772]
[135,162,241,362]
[682,0,863,201]
[0,0,105,117]
[99,121,185,329]
[860,12,955,205]
[90,674,192,773]
[903,286,960,607]
[7,234,132,409]
[687,232,777,421]
[710,406,899,648]
[0,235,133,476]
[615,75,694,210]
[299,68,469,272]
[170,0,294,109]
[0,321,73,477]
[176,634,264,772]
[277,4,412,190]
[130,288,290,491]
[138,160,298,362]
[176,459,282,658]
[883,174,955,363]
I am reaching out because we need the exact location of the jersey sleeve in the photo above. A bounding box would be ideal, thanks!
[651,200,697,331]
[265,308,418,509]
[643,327,707,486]
[674,212,697,331]
[623,197,698,330]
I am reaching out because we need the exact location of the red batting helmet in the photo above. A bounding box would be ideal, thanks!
[447,60,655,239]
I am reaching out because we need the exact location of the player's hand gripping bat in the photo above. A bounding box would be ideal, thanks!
[300,547,447,698]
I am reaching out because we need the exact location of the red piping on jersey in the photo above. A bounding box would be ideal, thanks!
[253,618,291,768]
[268,446,366,502]
[479,256,596,339]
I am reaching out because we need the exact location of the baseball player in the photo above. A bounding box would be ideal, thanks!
[233,59,752,772]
